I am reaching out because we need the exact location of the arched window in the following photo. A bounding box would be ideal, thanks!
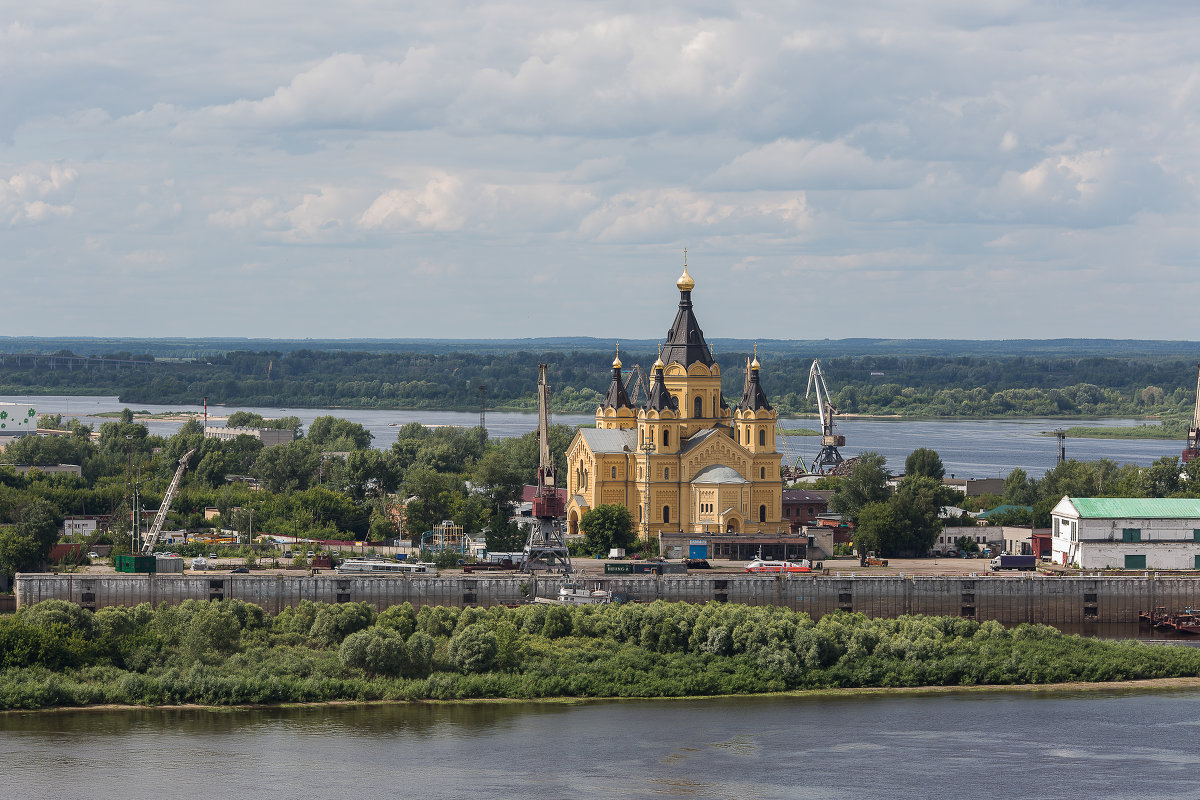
[663,505,670,524]
[759,505,766,523]
[694,396,703,418]
[639,428,644,445]
[662,429,670,447]
[611,466,617,479]
[760,466,766,480]
[664,467,670,480]
[758,429,766,447]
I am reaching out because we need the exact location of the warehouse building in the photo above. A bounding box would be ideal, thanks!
[1051,497,1200,570]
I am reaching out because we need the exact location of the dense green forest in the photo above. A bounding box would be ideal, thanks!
[2,347,1199,418]
[3,599,1197,710]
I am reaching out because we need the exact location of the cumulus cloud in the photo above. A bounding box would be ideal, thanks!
[0,164,76,225]
[3,2,1200,337]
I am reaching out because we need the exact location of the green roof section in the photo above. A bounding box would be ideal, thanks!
[1068,497,1200,519]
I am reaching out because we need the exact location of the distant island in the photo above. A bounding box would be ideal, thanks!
[0,337,1197,420]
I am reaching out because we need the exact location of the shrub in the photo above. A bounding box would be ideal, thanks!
[448,624,498,673]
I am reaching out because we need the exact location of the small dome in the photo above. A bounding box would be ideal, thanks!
[612,353,622,369]
[750,356,760,371]
[676,265,695,292]
[653,356,665,371]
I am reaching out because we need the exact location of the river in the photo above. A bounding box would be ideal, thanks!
[6,395,1180,479]
[4,691,1200,799]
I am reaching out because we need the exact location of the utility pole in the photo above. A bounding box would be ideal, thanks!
[478,385,487,446]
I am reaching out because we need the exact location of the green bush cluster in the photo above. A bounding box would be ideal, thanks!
[2,599,1199,710]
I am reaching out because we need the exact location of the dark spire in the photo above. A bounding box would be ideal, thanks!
[738,352,772,412]
[602,347,633,410]
[646,359,678,413]
[659,261,715,369]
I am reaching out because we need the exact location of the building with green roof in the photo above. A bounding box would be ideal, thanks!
[1051,496,1200,570]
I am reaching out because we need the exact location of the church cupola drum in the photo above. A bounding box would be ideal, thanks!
[564,258,783,546]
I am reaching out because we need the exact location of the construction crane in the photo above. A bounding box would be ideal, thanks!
[141,448,196,554]
[523,364,572,573]
[1185,363,1200,464]
[805,360,846,475]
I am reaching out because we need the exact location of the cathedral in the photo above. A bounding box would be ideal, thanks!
[564,263,789,560]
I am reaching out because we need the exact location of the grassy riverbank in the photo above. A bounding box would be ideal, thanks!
[1058,419,1185,440]
[4,600,1200,711]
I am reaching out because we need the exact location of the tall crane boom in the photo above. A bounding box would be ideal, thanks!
[141,448,196,554]
[804,360,846,474]
[525,364,571,573]
[1184,363,1200,464]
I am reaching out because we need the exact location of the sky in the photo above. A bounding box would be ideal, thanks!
[3,1,1200,341]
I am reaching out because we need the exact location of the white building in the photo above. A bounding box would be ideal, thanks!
[204,425,294,447]
[1051,497,1200,570]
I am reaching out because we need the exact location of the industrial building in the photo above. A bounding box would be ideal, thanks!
[1051,497,1200,569]
[204,425,295,446]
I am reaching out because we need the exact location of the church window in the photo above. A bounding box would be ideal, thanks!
[639,428,644,445]
[663,505,670,524]
[759,505,767,523]
[611,466,616,479]
[694,396,703,418]
[664,467,670,480]
[758,429,766,447]
[760,467,766,480]
[662,429,670,447]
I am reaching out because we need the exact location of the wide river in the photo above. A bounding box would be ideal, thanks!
[6,395,1180,478]
[4,691,1200,799]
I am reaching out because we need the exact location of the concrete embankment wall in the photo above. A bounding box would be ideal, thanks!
[16,572,1200,625]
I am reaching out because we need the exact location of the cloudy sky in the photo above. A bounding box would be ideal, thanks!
[4,1,1199,341]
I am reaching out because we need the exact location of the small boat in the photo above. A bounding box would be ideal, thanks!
[1140,607,1200,634]
[534,580,613,605]
[745,558,812,574]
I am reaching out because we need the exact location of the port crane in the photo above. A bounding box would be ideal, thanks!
[805,360,845,475]
[140,448,196,554]
[522,364,572,573]
[1185,363,1200,464]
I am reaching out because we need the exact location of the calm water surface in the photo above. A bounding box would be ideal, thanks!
[3,692,1200,799]
[3,395,1181,478]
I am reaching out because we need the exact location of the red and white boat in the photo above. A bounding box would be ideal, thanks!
[744,558,812,574]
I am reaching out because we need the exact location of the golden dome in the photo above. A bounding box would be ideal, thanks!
[676,264,695,292]
[612,343,622,369]
[750,356,760,371]
[653,356,665,371]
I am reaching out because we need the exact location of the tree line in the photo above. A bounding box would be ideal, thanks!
[2,348,1199,417]
[3,598,1199,709]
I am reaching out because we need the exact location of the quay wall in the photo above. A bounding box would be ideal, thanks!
[16,572,1200,625]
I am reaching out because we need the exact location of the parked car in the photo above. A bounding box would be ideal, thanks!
[306,550,315,558]
[87,551,100,559]
[230,566,249,574]
[283,550,292,558]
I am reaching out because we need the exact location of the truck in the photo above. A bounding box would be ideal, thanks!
[990,554,1037,571]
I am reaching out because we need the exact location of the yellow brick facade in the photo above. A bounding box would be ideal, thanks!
[564,268,783,540]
